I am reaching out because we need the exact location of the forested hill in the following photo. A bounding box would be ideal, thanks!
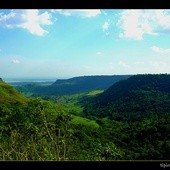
[53,75,130,87]
[96,74,170,103]
[84,74,170,122]
[51,75,131,93]
[16,75,131,96]
[0,76,169,160]
[0,78,27,104]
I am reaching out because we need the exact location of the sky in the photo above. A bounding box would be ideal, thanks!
[0,9,170,79]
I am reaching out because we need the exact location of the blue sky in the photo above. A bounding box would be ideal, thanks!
[0,9,170,79]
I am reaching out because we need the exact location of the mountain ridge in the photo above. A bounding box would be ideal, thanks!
[83,74,170,122]
[16,75,131,96]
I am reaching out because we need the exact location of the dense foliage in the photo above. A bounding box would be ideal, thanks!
[16,75,131,96]
[0,74,169,160]
[84,74,170,121]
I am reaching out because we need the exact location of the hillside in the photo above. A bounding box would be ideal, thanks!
[16,75,131,96]
[0,78,27,105]
[53,75,130,88]
[83,74,170,122]
[51,75,131,95]
[0,80,125,160]
[0,76,169,160]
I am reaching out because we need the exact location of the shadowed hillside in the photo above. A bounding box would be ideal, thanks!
[83,74,170,122]
[16,75,131,96]
[0,75,169,160]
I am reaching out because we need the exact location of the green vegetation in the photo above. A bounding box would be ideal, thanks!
[0,80,27,104]
[16,75,130,96]
[0,74,169,160]
[71,116,100,128]
[84,74,170,121]
[86,90,104,96]
[47,93,85,116]
[41,90,104,117]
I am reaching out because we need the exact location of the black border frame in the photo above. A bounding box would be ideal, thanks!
[0,1,170,169]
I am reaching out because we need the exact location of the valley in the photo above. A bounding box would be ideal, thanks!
[0,74,169,160]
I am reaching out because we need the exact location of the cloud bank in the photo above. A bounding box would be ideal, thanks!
[117,10,170,40]
[0,10,52,36]
[52,9,101,18]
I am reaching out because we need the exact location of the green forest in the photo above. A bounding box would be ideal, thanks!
[15,75,130,96]
[0,74,169,160]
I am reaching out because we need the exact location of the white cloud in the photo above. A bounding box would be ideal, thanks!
[152,46,170,54]
[105,32,111,37]
[149,61,169,73]
[0,10,52,36]
[52,9,101,18]
[102,21,109,31]
[117,9,170,40]
[103,11,108,16]
[12,59,20,64]
[154,10,170,34]
[118,61,129,68]
[102,21,111,37]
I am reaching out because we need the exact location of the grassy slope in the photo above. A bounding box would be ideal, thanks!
[71,115,99,128]
[0,80,27,104]
[54,90,104,116]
